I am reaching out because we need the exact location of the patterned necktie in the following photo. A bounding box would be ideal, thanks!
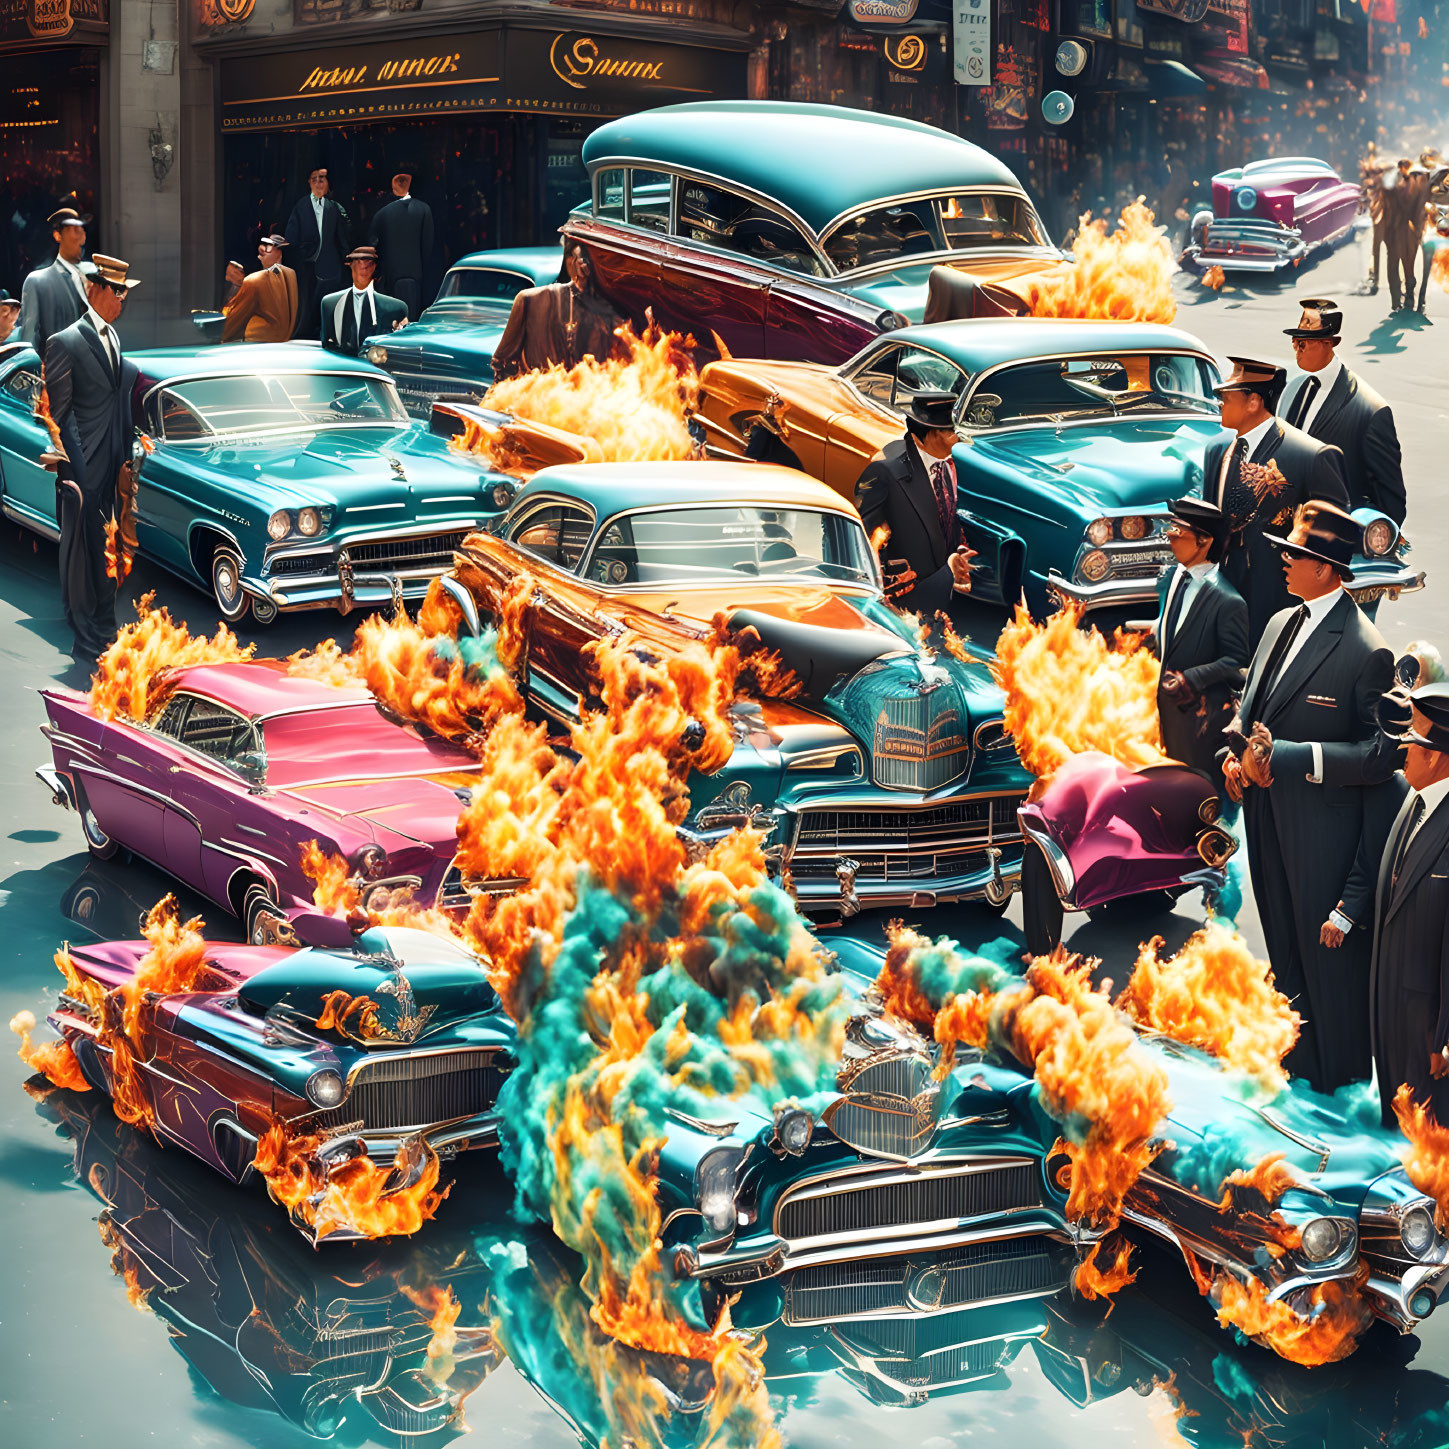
[1287,375,1320,430]
[929,459,955,542]
[1221,437,1257,528]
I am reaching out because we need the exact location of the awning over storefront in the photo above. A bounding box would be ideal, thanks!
[217,22,749,132]
[1143,59,1207,93]
[1196,52,1269,89]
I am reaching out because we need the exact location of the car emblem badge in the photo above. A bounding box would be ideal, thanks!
[371,970,436,1045]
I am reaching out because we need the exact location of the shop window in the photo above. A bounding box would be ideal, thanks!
[627,170,672,233]
[676,181,824,275]
[597,167,626,222]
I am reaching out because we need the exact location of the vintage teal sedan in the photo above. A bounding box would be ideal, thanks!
[363,247,563,418]
[0,341,517,623]
[697,317,1420,616]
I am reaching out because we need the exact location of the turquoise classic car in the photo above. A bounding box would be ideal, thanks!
[697,317,1420,616]
[0,340,516,623]
[564,101,1065,365]
[363,247,564,418]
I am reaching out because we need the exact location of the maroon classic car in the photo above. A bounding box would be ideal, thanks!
[37,661,482,944]
[1182,157,1360,273]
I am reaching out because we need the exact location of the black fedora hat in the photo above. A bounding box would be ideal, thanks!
[903,390,958,433]
[1264,500,1360,580]
[1408,683,1449,752]
[1168,495,1229,544]
[1283,297,1343,341]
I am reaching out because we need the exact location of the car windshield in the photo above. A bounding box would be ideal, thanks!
[584,506,877,586]
[158,373,409,440]
[436,268,541,303]
[963,352,1219,428]
[824,191,1051,272]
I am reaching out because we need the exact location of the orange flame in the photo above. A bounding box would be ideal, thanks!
[103,517,132,583]
[992,602,1165,782]
[252,1119,448,1241]
[1393,1084,1449,1231]
[459,322,699,467]
[1434,244,1449,294]
[869,522,891,555]
[91,593,254,722]
[1203,265,1226,291]
[1117,925,1300,1093]
[284,637,359,688]
[402,1283,464,1388]
[1075,1234,1137,1301]
[301,838,359,920]
[1021,201,1178,324]
[1215,1151,1300,1214]
[9,1010,90,1092]
[315,988,383,1041]
[98,1217,153,1313]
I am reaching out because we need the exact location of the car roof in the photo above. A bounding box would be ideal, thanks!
[582,102,1025,237]
[131,342,388,388]
[882,317,1216,371]
[515,461,860,519]
[443,247,562,285]
[165,660,374,719]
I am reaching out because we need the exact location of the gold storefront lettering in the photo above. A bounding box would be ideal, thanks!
[550,34,665,90]
[298,51,462,94]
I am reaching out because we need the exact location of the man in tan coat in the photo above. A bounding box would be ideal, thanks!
[221,234,299,343]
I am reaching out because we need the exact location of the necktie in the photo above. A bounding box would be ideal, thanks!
[1162,568,1190,654]
[98,324,116,372]
[1393,796,1427,888]
[929,459,954,541]
[343,298,358,352]
[1287,375,1320,430]
[1220,437,1255,526]
[1259,603,1309,702]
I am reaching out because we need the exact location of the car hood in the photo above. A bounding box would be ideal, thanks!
[282,773,468,851]
[964,418,1219,513]
[372,306,510,362]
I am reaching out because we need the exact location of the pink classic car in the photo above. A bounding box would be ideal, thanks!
[37,660,486,944]
[1183,157,1360,273]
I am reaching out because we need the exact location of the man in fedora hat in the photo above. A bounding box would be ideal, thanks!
[1339,681,1449,1124]
[320,246,407,356]
[368,170,434,322]
[492,236,625,380]
[19,205,90,360]
[1280,299,1404,529]
[855,389,976,618]
[1148,497,1249,784]
[284,165,350,341]
[1204,355,1348,648]
[0,290,20,347]
[44,255,140,663]
[1220,500,1395,1092]
[220,234,299,344]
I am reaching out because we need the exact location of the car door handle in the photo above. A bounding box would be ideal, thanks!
[168,765,184,773]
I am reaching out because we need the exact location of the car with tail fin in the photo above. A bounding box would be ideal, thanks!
[444,460,1033,916]
[695,317,1419,617]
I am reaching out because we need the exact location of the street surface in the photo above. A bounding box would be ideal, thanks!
[0,239,1445,1448]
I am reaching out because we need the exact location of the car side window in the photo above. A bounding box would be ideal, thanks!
[891,349,969,414]
[676,182,824,276]
[178,697,257,765]
[627,170,672,233]
[438,269,534,302]
[507,503,595,572]
[151,694,192,739]
[2,367,41,409]
[850,345,900,406]
[596,168,626,222]
[159,389,211,442]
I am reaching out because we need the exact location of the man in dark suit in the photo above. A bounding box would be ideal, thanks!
[1148,498,1249,783]
[1349,683,1449,1125]
[368,171,434,322]
[854,390,976,619]
[1203,356,1349,648]
[320,246,407,356]
[1279,299,1405,525]
[284,167,349,340]
[44,255,140,662]
[1220,501,1395,1092]
[19,206,89,360]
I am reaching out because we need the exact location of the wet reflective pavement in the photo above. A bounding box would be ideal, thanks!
[5,253,1449,1448]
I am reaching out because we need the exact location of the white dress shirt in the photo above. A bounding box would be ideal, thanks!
[1161,560,1217,654]
[1407,775,1449,850]
[1217,415,1277,502]
[85,304,118,369]
[352,284,375,336]
[311,192,325,231]
[1291,357,1343,433]
[57,255,88,307]
[1263,585,1343,785]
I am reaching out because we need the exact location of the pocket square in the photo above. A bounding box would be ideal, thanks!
[1305,694,1337,707]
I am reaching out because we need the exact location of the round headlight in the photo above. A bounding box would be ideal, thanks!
[306,1068,344,1108]
[1363,518,1395,557]
[267,510,291,541]
[774,1106,813,1156]
[1235,185,1258,213]
[1086,518,1113,547]
[297,507,322,537]
[1120,515,1148,541]
[1299,1216,1350,1263]
[696,1146,742,1236]
[491,481,516,510]
[1080,549,1110,582]
[366,345,388,365]
[1401,1203,1438,1258]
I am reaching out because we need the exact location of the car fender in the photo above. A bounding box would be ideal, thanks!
[958,508,1027,607]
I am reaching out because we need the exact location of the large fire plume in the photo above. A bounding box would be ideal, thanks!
[1392,1085,1449,1231]
[1116,925,1300,1094]
[992,602,1165,782]
[1020,200,1178,325]
[455,322,699,468]
[91,593,254,722]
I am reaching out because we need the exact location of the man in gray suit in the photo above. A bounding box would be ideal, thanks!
[44,254,140,662]
[368,171,434,321]
[19,206,90,360]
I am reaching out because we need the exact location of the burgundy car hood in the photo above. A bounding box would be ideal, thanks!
[281,774,470,850]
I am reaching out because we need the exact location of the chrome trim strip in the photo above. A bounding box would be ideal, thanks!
[67,764,201,828]
[1,497,60,541]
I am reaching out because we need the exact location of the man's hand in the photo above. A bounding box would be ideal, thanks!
[883,559,918,599]
[224,261,245,287]
[949,545,977,594]
[1319,919,1345,949]
[1432,1051,1448,1080]
[1221,753,1244,803]
[1242,721,1275,789]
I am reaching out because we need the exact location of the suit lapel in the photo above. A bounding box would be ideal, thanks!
[79,318,114,381]
[900,444,944,564]
[1167,574,1214,665]
[1311,368,1353,435]
[1251,420,1284,465]
[1387,799,1449,922]
[1378,792,1418,919]
[1262,593,1349,725]
[1240,608,1292,723]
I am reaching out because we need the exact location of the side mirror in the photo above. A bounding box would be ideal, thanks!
[438,574,482,638]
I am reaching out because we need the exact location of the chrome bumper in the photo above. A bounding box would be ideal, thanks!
[1047,569,1162,612]
[35,764,74,809]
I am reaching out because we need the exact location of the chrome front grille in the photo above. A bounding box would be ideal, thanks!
[784,1237,1067,1325]
[789,796,1024,884]
[872,683,969,790]
[824,1092,938,1160]
[776,1159,1042,1246]
[845,1052,935,1100]
[346,532,470,574]
[436,859,529,912]
[313,1050,507,1133]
